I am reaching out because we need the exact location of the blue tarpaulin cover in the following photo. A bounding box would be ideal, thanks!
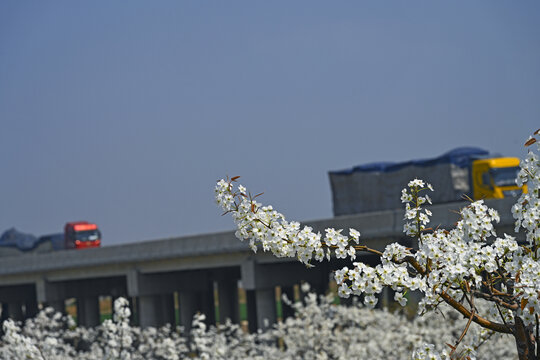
[330,147,490,175]
[0,228,40,251]
[328,147,492,216]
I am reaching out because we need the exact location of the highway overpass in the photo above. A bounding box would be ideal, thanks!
[0,198,519,330]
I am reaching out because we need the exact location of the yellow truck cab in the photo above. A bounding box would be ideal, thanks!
[472,157,527,200]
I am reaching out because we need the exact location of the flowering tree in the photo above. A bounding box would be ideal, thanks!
[215,130,540,360]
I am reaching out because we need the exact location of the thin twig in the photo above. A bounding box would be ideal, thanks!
[450,308,475,358]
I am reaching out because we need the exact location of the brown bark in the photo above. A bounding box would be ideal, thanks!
[439,291,513,334]
[514,316,536,360]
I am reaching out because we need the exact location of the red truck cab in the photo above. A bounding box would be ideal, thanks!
[64,221,101,249]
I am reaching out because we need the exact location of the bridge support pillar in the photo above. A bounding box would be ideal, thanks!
[77,296,100,327]
[179,292,197,330]
[138,295,159,328]
[7,302,24,321]
[160,293,176,327]
[24,298,39,319]
[129,297,138,326]
[178,287,215,331]
[138,294,175,328]
[217,280,238,324]
[254,287,276,331]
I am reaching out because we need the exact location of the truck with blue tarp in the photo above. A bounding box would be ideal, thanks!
[0,221,101,256]
[329,147,526,216]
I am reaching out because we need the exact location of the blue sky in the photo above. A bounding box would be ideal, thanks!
[0,1,539,245]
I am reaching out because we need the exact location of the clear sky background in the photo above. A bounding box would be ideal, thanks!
[0,1,538,245]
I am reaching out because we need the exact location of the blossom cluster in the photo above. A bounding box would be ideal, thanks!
[215,180,330,265]
[512,137,540,246]
[0,290,518,359]
[401,179,433,237]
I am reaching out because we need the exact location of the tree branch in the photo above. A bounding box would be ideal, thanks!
[439,290,513,334]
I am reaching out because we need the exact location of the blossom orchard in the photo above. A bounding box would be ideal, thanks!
[215,130,540,360]
[0,285,518,359]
